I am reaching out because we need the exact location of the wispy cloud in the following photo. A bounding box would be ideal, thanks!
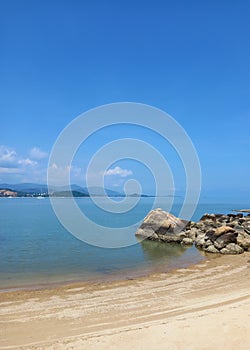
[0,145,47,183]
[18,158,37,166]
[0,146,37,168]
[0,146,133,185]
[0,146,18,168]
[104,166,132,177]
[0,167,21,174]
[29,147,48,160]
[48,163,83,185]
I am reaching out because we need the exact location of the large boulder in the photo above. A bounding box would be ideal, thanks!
[135,209,191,244]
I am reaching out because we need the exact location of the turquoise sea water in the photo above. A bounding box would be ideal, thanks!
[0,198,246,290]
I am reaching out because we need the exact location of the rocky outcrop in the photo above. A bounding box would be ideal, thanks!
[0,189,18,197]
[192,213,249,254]
[135,209,191,244]
[135,209,250,254]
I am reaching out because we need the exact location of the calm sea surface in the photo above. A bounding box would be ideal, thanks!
[0,198,246,290]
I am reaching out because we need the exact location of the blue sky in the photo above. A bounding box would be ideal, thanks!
[1,0,250,201]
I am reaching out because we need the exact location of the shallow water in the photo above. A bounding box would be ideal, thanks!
[0,197,245,289]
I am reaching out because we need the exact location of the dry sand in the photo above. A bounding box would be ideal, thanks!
[0,252,250,350]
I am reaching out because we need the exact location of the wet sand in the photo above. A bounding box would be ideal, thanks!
[0,252,250,349]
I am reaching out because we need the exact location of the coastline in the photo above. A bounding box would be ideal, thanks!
[0,244,205,293]
[0,248,209,294]
[1,252,249,349]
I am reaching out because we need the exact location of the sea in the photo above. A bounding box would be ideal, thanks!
[0,197,247,290]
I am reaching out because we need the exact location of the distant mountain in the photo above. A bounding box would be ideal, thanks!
[0,183,125,197]
[82,186,125,197]
[0,183,49,194]
[0,183,156,198]
[50,185,124,197]
[49,190,89,198]
[56,184,89,195]
[128,193,150,197]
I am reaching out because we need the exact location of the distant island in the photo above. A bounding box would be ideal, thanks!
[0,183,152,198]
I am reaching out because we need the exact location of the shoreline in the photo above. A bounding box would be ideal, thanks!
[1,252,249,349]
[0,245,206,294]
[0,249,208,294]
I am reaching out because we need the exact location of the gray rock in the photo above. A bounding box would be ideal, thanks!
[233,225,245,233]
[181,237,193,245]
[220,243,244,255]
[214,232,238,248]
[200,213,216,221]
[237,232,250,251]
[204,245,220,254]
[189,228,199,240]
[214,240,223,250]
[135,209,189,243]
[242,221,250,233]
[195,236,206,249]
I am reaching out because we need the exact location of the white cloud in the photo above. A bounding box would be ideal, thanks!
[18,158,37,166]
[104,166,133,178]
[29,147,48,160]
[0,145,50,183]
[0,145,38,169]
[0,146,18,167]
[48,163,83,185]
[0,167,21,174]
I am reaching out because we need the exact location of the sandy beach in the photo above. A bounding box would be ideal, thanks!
[0,252,250,350]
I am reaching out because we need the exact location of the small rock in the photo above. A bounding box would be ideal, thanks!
[195,236,206,248]
[181,237,193,245]
[237,232,250,251]
[200,213,216,221]
[220,243,244,255]
[204,245,220,254]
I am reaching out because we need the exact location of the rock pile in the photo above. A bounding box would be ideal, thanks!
[135,209,250,254]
